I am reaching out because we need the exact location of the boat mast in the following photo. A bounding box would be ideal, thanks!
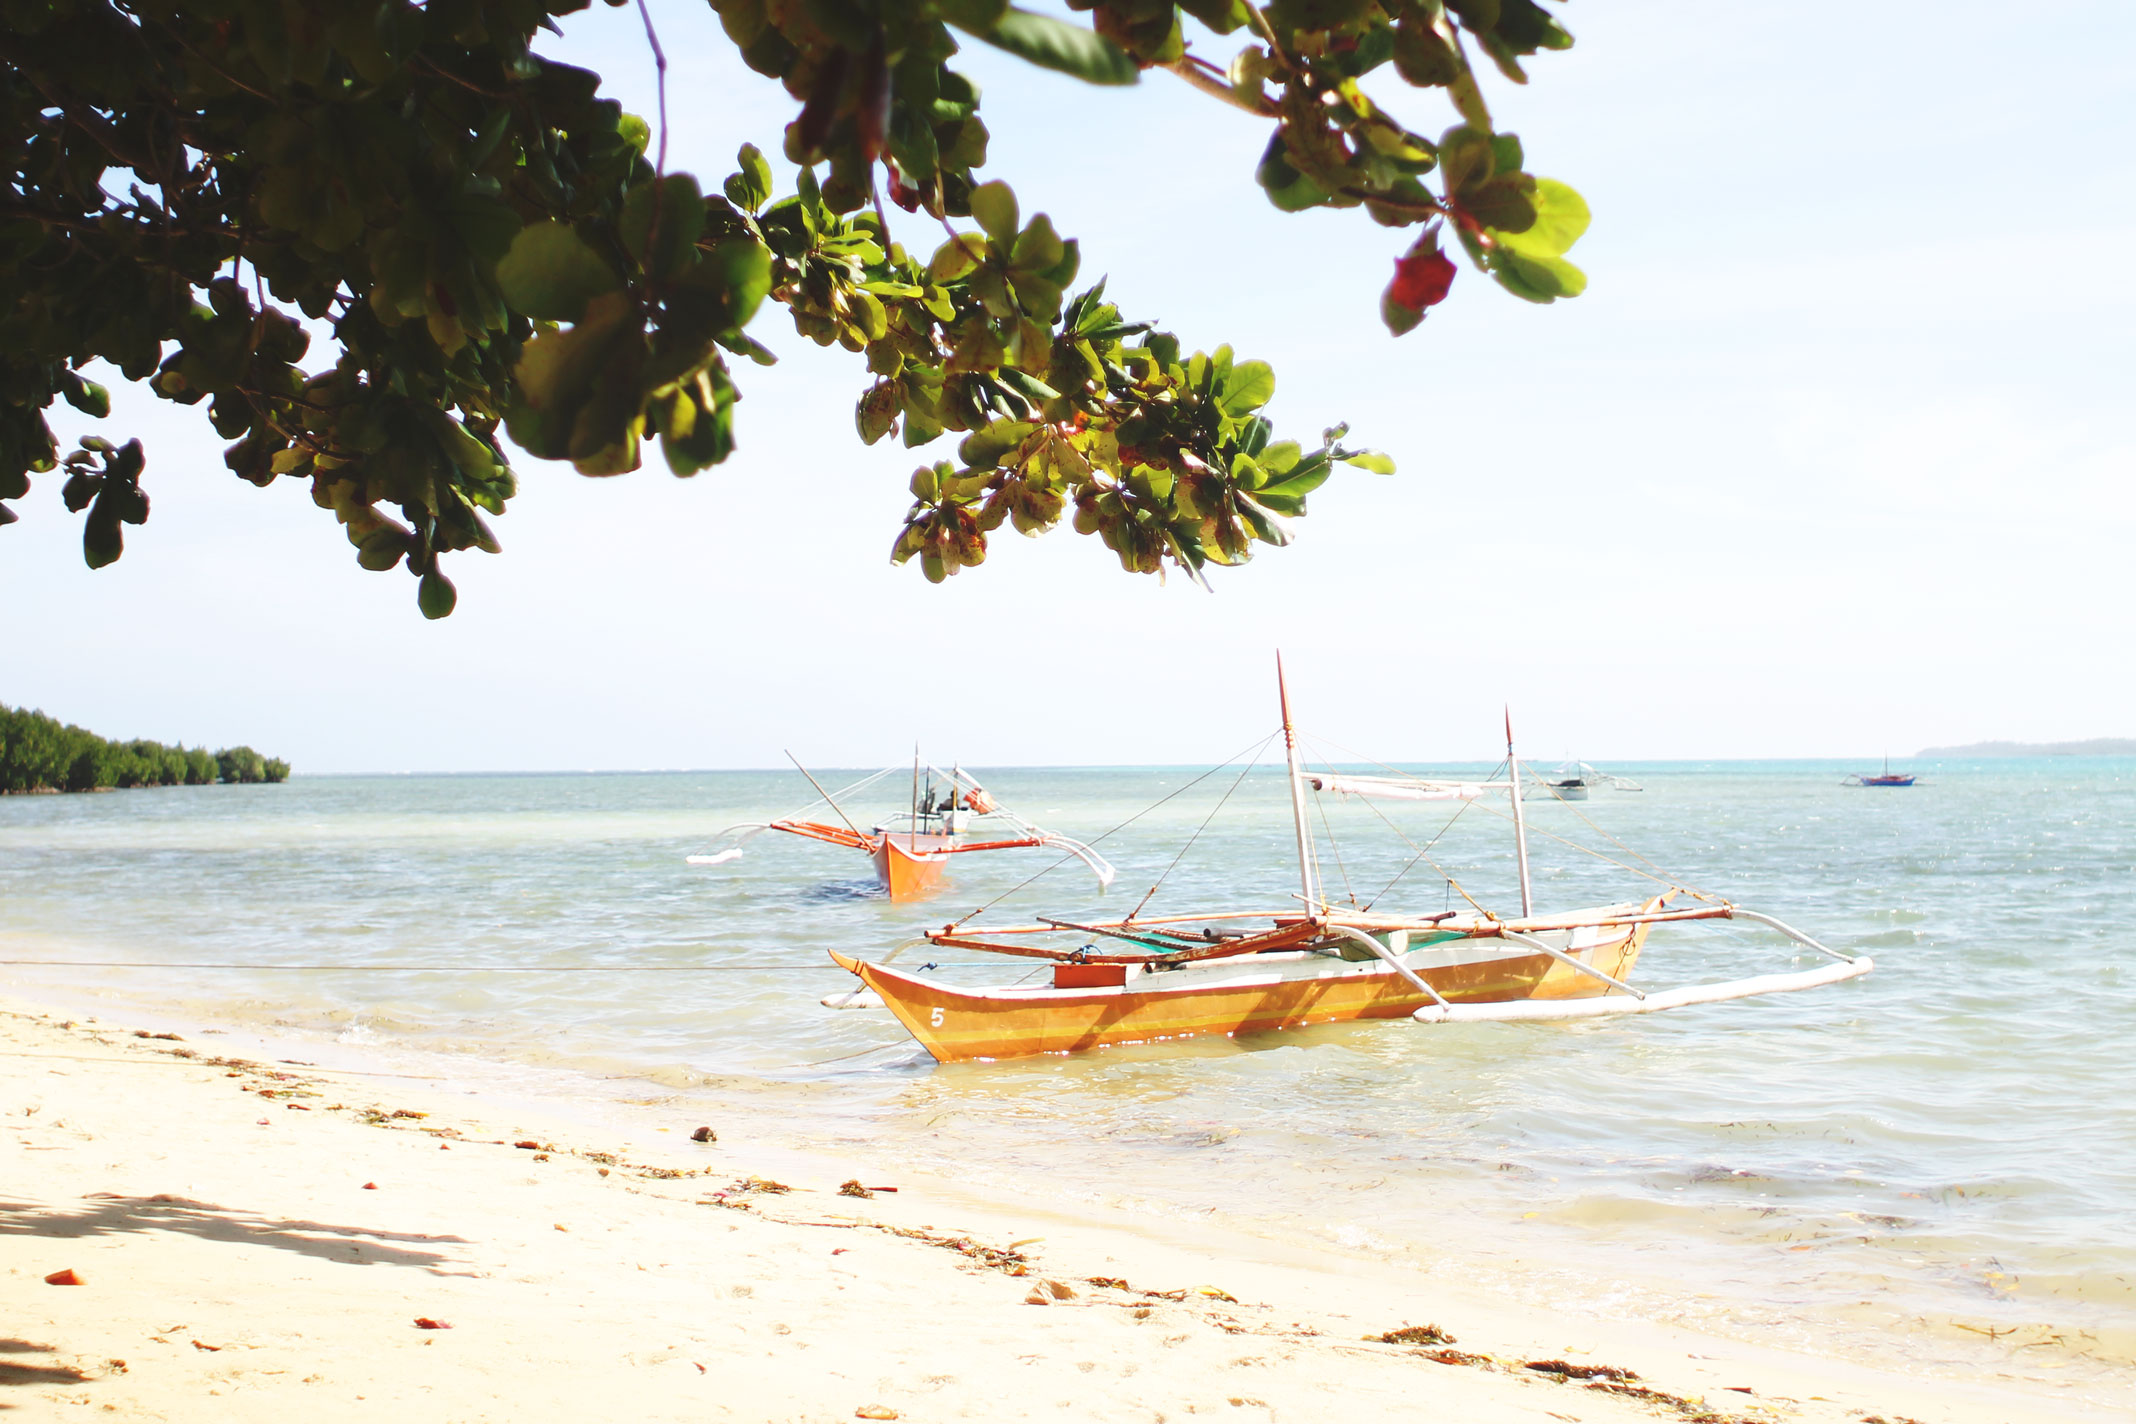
[1277,653,1320,914]
[1506,707,1534,918]
[786,751,867,841]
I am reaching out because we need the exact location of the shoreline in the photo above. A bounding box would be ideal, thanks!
[6,988,2129,1422]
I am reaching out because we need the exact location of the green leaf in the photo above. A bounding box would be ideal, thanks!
[701,239,774,331]
[621,173,707,281]
[1011,214,1065,276]
[1497,177,1589,256]
[1235,492,1293,546]
[929,233,987,283]
[659,368,736,472]
[357,526,408,571]
[505,292,645,461]
[969,181,1019,249]
[495,222,622,323]
[1491,249,1586,303]
[1178,0,1252,33]
[724,144,774,213]
[1380,291,1423,336]
[1256,133,1332,213]
[62,376,109,419]
[1393,18,1461,87]
[1126,464,1173,501]
[969,7,1139,86]
[996,367,1060,405]
[1259,440,1300,475]
[1462,173,1537,232]
[82,508,123,568]
[1216,360,1275,417]
[1341,449,1397,474]
[1254,464,1334,512]
[1487,179,1590,302]
[958,420,1037,468]
[936,0,1009,31]
[418,570,457,620]
[1437,125,1495,195]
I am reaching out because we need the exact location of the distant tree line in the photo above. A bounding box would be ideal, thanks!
[0,704,288,793]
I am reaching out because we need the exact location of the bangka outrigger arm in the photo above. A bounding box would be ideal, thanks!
[1409,906,1873,1024]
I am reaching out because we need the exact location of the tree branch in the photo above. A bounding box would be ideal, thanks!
[0,200,241,243]
[1161,57,1277,119]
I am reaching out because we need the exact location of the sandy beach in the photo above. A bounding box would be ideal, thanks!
[5,993,2126,1424]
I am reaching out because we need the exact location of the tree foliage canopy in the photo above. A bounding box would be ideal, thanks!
[0,702,288,790]
[1,0,1585,613]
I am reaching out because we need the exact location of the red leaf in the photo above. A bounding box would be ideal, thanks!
[1386,238,1458,315]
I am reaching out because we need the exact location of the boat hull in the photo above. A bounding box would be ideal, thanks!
[1529,918,1647,999]
[832,917,1652,1062]
[871,833,953,900]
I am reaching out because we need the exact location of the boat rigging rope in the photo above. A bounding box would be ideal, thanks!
[1121,738,1272,922]
[939,730,1281,933]
[699,765,903,852]
[782,764,900,826]
[1287,729,1498,913]
[1441,793,1712,900]
[1299,743,1358,909]
[1531,783,1723,904]
[1349,755,1500,915]
[1313,785,1354,907]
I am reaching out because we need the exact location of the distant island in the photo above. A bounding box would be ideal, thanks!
[1917,738,2136,757]
[1,703,289,793]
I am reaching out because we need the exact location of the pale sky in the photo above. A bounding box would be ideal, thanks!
[5,2,2131,771]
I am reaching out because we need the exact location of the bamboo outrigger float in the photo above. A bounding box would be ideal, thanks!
[689,755,1113,901]
[829,661,1873,1062]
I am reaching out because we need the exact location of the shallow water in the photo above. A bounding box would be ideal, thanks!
[5,756,2133,1384]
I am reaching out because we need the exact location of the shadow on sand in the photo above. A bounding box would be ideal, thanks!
[0,1338,93,1406]
[0,1192,471,1274]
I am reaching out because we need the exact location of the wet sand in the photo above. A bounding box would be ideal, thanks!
[3,994,2125,1423]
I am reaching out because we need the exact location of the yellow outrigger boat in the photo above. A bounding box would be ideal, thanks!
[829,661,1872,1063]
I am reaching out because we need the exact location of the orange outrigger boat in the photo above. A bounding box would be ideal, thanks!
[827,662,1873,1062]
[690,758,1113,901]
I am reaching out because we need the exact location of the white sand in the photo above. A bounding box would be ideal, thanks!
[4,995,2128,1423]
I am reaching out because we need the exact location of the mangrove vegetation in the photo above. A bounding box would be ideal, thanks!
[0,703,289,793]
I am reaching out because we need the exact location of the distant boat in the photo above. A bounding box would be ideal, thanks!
[1531,760,1642,800]
[688,755,1113,900]
[1845,756,1916,788]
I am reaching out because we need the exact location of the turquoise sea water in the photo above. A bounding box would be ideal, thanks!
[4,757,2133,1385]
